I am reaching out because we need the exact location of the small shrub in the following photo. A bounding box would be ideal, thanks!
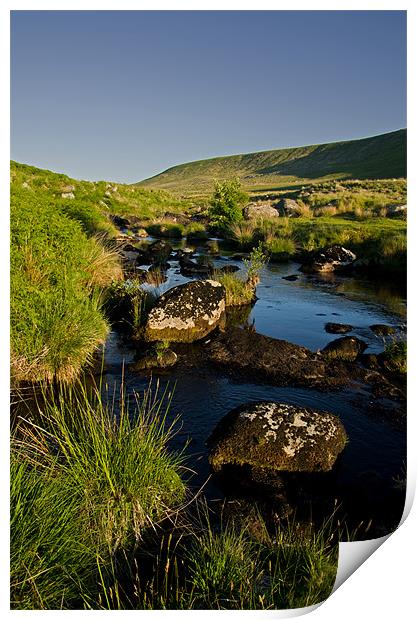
[228,221,258,249]
[155,340,170,359]
[105,278,147,332]
[243,242,268,285]
[208,179,248,230]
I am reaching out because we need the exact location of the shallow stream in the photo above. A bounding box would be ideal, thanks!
[103,239,406,537]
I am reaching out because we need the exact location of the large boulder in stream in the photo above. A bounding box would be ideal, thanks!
[208,402,347,474]
[301,245,356,274]
[144,279,226,343]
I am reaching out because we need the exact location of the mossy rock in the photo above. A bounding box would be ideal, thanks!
[208,402,347,474]
[370,324,396,336]
[321,336,367,361]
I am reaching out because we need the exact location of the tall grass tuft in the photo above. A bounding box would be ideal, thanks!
[213,271,255,306]
[135,508,338,610]
[11,381,186,609]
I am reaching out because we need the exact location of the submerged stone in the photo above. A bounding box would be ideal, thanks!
[129,349,178,370]
[324,322,353,334]
[208,401,347,474]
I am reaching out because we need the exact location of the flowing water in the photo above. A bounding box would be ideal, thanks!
[103,239,406,537]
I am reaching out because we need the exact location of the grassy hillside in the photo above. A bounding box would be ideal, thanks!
[11,161,194,230]
[138,129,406,196]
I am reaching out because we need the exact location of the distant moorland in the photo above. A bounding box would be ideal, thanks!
[138,129,406,196]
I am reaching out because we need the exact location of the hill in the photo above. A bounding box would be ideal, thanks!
[138,129,406,196]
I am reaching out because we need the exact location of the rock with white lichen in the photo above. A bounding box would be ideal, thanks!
[144,279,226,343]
[208,401,347,474]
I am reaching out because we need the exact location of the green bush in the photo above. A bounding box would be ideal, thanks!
[208,179,248,230]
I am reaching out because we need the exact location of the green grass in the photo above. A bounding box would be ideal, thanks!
[224,215,406,275]
[265,237,297,260]
[138,129,406,196]
[10,160,197,382]
[10,184,124,383]
[213,271,254,306]
[145,221,185,238]
[185,222,209,240]
[381,340,407,374]
[129,510,338,610]
[11,160,196,230]
[11,381,186,610]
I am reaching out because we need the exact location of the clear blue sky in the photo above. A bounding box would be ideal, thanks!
[11,10,406,183]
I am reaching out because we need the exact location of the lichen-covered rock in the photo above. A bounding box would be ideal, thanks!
[243,203,279,220]
[301,245,356,274]
[208,402,347,473]
[321,336,367,361]
[144,279,226,342]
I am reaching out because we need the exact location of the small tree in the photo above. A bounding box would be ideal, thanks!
[208,179,248,230]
